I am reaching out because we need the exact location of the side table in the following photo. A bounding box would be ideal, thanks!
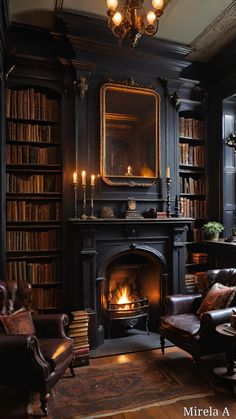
[214,323,236,392]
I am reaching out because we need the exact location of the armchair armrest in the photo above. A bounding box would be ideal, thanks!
[33,313,69,339]
[200,306,236,334]
[0,334,50,384]
[164,293,202,315]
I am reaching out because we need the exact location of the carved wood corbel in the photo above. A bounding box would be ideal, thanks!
[74,75,89,99]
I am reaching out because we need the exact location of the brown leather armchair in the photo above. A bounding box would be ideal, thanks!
[0,279,75,416]
[159,268,236,362]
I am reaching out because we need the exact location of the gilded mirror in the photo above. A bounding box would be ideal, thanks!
[100,83,160,186]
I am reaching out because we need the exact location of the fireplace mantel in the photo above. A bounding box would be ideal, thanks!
[67,217,192,347]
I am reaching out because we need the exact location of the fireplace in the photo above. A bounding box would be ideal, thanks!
[102,251,164,337]
[68,217,191,348]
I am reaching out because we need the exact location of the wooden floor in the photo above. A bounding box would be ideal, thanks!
[1,347,236,419]
[90,347,236,419]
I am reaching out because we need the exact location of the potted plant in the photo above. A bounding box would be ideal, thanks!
[203,221,224,240]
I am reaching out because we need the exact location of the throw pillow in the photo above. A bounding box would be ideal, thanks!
[197,282,236,315]
[0,309,36,334]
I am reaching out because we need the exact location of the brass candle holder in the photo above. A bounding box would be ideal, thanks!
[73,182,78,218]
[166,177,171,218]
[81,184,87,220]
[88,184,97,219]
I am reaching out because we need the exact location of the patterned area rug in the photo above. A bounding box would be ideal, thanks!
[31,351,213,419]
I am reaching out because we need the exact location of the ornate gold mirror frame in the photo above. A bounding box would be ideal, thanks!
[100,82,160,186]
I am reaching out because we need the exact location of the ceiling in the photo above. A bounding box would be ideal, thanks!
[8,0,236,61]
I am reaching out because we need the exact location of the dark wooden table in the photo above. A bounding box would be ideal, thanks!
[214,323,236,393]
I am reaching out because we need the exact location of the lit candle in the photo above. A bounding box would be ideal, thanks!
[91,174,95,186]
[73,172,78,184]
[128,166,131,175]
[82,170,86,186]
[166,167,170,179]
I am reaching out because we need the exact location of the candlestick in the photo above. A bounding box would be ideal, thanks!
[88,184,97,219]
[166,166,170,179]
[73,171,78,185]
[82,170,86,186]
[166,176,171,218]
[80,183,87,219]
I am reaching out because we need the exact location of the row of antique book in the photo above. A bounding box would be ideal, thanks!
[6,144,61,165]
[6,88,61,122]
[6,229,60,251]
[179,117,205,139]
[6,173,62,193]
[6,260,60,283]
[32,287,62,309]
[179,176,205,195]
[7,200,62,222]
[179,143,205,166]
[185,271,206,293]
[180,197,205,218]
[7,121,60,143]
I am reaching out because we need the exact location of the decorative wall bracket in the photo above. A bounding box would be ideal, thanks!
[74,75,89,99]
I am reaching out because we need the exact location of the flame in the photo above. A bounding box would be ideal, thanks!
[116,285,132,305]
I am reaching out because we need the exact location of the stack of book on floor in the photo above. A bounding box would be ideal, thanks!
[68,310,90,367]
[185,274,197,293]
[190,252,208,264]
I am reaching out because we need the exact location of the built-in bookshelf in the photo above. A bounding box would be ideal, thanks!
[5,86,62,311]
[178,107,206,242]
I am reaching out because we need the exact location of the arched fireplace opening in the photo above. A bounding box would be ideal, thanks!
[101,248,167,338]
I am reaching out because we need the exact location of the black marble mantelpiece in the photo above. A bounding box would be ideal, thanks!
[66,217,192,347]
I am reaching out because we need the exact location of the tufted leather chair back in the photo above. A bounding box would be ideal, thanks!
[0,280,32,316]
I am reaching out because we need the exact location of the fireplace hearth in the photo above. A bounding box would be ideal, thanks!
[68,217,192,348]
[106,295,149,339]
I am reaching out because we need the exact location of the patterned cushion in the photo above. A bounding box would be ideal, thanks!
[197,282,236,315]
[0,309,35,334]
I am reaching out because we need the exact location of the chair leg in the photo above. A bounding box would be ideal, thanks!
[69,362,76,377]
[40,392,50,416]
[160,335,165,354]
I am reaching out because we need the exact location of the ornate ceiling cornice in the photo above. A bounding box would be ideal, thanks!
[188,2,236,62]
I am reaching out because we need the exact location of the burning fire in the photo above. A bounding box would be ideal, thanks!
[115,285,134,310]
[116,286,132,305]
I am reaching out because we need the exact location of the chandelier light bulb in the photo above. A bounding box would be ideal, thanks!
[106,0,118,10]
[147,10,156,25]
[112,11,122,26]
[152,0,164,9]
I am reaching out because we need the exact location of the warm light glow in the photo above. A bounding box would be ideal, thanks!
[91,174,95,186]
[127,165,131,174]
[112,11,122,26]
[147,10,156,25]
[166,166,170,178]
[117,286,131,305]
[73,172,78,184]
[152,0,164,9]
[106,0,166,46]
[106,0,118,10]
[81,170,86,186]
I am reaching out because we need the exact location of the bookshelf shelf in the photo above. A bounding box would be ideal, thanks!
[178,103,207,294]
[5,86,63,312]
[6,117,60,125]
[6,166,62,172]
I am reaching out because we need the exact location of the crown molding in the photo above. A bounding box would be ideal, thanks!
[188,2,236,63]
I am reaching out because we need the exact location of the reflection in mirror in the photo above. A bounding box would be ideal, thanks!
[100,83,160,186]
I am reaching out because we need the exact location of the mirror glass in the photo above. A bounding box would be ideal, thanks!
[100,83,160,186]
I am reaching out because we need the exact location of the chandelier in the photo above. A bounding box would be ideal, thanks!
[106,0,167,47]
